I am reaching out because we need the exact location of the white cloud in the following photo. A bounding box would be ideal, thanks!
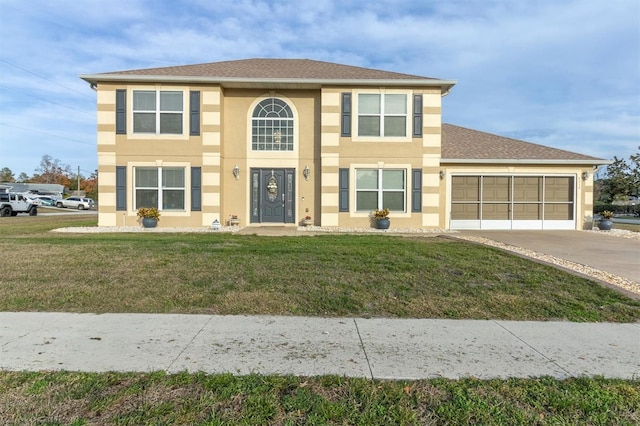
[0,0,637,174]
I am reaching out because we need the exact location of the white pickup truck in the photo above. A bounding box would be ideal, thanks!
[0,193,38,217]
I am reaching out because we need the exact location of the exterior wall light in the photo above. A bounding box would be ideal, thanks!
[439,170,445,180]
[303,165,310,181]
[233,164,240,180]
[582,171,589,181]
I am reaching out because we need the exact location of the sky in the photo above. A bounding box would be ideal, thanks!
[0,0,638,178]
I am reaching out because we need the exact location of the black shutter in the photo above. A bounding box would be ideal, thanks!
[339,168,349,212]
[412,94,423,137]
[191,167,201,211]
[190,91,200,136]
[116,166,126,211]
[411,169,422,212]
[341,93,351,137]
[116,90,126,135]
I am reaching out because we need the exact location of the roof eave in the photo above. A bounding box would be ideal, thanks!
[79,74,457,92]
[440,158,612,165]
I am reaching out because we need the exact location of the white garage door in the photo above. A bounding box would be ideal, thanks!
[450,175,575,230]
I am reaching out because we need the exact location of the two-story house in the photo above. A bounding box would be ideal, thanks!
[80,58,606,230]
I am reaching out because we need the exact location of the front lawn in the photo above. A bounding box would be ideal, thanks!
[1,215,639,322]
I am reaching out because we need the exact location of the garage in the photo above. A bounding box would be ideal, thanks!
[450,175,575,230]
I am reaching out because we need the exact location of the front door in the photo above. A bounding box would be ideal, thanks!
[250,168,295,223]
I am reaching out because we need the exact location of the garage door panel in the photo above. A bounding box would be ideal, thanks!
[482,203,510,220]
[544,203,573,220]
[451,203,479,220]
[513,203,541,220]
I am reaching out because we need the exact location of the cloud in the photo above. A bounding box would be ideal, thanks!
[0,0,638,175]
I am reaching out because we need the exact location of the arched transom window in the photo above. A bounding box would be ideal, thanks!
[251,98,294,151]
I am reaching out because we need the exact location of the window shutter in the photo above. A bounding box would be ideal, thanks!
[341,93,351,137]
[411,169,422,212]
[190,91,200,136]
[116,166,126,211]
[412,94,423,137]
[191,167,201,211]
[339,168,349,212]
[116,90,126,135]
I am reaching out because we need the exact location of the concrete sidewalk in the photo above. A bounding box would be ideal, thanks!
[1,313,638,380]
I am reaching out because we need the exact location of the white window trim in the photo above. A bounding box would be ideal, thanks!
[127,87,189,140]
[352,89,412,142]
[350,164,412,218]
[128,162,191,216]
[245,94,299,160]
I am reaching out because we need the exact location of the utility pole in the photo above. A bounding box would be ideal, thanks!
[77,166,80,195]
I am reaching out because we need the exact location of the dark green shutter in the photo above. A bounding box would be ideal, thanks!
[116,166,126,211]
[191,167,201,211]
[411,169,422,212]
[190,91,200,136]
[412,94,422,137]
[339,168,349,212]
[341,93,351,137]
[116,90,126,135]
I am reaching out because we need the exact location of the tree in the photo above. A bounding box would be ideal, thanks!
[31,155,72,186]
[0,167,15,182]
[598,147,640,203]
[17,172,30,183]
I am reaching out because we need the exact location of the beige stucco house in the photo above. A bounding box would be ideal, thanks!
[80,58,606,230]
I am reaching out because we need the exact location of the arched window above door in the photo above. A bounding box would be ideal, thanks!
[251,98,294,151]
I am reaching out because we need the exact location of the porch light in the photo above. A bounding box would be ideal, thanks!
[233,164,240,180]
[582,171,589,181]
[303,165,310,181]
[439,170,445,180]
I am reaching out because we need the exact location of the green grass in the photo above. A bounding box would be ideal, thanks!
[1,371,638,425]
[1,215,639,321]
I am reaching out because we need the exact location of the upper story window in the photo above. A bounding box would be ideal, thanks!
[251,98,294,151]
[133,91,183,134]
[358,94,407,137]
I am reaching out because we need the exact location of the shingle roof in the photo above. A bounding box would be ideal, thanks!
[441,124,606,163]
[101,58,440,80]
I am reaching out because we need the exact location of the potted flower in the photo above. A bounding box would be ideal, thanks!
[137,207,160,228]
[229,215,240,226]
[302,215,313,226]
[597,210,614,231]
[373,208,390,229]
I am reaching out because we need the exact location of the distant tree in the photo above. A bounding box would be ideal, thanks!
[598,147,640,202]
[630,148,640,198]
[31,155,72,186]
[82,169,98,201]
[0,167,15,182]
[17,172,30,182]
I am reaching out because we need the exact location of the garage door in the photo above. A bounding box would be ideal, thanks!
[450,175,575,230]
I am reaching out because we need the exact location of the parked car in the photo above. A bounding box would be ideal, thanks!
[35,196,56,206]
[56,197,95,210]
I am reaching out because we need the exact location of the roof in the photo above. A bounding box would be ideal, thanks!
[79,58,456,92]
[441,124,608,165]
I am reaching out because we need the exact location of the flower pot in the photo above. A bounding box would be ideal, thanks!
[376,218,390,229]
[597,219,613,231]
[142,217,158,228]
[229,219,240,226]
[302,219,313,226]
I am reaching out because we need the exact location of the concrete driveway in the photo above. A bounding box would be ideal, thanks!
[458,230,640,285]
